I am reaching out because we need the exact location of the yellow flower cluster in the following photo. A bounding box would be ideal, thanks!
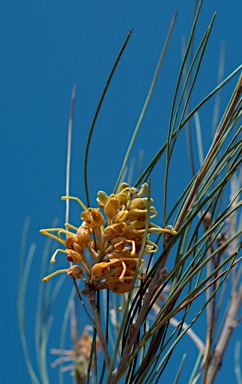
[41,183,177,294]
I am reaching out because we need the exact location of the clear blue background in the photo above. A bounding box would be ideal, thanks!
[0,1,241,383]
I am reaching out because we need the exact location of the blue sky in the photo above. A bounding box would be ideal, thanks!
[0,1,241,383]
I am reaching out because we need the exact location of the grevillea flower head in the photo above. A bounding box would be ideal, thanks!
[40,183,177,296]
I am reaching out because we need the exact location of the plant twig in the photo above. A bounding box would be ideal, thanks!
[204,284,242,384]
[81,284,111,370]
[110,268,169,383]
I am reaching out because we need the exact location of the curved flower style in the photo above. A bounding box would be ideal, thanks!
[40,183,177,294]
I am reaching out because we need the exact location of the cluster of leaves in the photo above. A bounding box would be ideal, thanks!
[18,1,241,383]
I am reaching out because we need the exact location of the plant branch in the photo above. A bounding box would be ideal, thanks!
[110,268,169,383]
[81,284,111,370]
[204,283,242,384]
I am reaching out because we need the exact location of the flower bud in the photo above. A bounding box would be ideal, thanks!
[96,190,109,207]
[104,223,126,239]
[67,265,84,279]
[137,183,148,196]
[119,182,130,192]
[66,249,83,263]
[81,208,104,228]
[126,208,147,221]
[92,262,110,279]
[116,192,128,206]
[105,277,131,293]
[104,196,120,219]
[129,198,152,210]
[65,234,79,250]
[77,225,92,244]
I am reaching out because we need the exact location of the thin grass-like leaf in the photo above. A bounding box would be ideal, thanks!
[65,85,76,224]
[84,30,132,206]
[168,0,203,137]
[133,252,239,383]
[173,354,187,384]
[114,12,177,193]
[135,65,241,189]
[18,242,40,384]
